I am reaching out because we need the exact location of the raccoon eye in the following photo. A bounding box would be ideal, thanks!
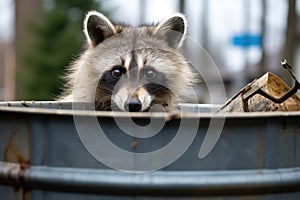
[145,69,156,79]
[111,67,125,79]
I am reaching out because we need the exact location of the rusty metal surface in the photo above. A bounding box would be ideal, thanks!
[0,101,299,199]
[0,114,31,200]
[220,60,300,112]
[219,73,300,112]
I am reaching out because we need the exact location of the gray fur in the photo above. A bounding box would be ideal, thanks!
[60,11,196,111]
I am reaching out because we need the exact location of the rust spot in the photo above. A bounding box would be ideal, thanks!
[3,122,31,200]
[7,163,30,200]
[20,162,30,170]
[19,163,31,200]
[12,188,30,200]
[131,140,140,149]
[19,161,30,182]
[22,190,30,200]
[3,131,30,165]
[257,131,264,169]
[6,164,19,184]
[21,102,29,107]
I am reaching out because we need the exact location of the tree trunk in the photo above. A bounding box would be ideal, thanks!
[283,0,297,84]
[259,0,267,76]
[15,0,42,99]
[179,0,185,13]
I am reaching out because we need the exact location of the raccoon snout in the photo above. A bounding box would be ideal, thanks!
[124,98,142,112]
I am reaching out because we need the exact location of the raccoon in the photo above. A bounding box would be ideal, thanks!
[60,11,196,112]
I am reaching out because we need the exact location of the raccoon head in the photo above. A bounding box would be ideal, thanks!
[69,11,195,112]
[84,11,186,49]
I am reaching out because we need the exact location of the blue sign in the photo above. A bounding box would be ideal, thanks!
[232,34,262,48]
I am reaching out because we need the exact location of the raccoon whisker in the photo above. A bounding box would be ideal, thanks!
[148,85,169,95]
[102,91,112,96]
[95,100,104,110]
[100,88,114,94]
[95,100,113,111]
[102,105,111,110]
[102,102,118,111]
[109,104,119,111]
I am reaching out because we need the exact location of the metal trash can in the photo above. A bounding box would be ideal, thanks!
[0,101,299,199]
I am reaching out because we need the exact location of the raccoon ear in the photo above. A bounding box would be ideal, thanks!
[154,13,187,48]
[84,11,117,47]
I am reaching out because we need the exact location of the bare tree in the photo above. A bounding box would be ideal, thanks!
[259,0,267,76]
[283,0,297,84]
[179,0,185,13]
[15,0,42,99]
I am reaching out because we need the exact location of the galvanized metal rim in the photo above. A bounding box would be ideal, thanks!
[0,103,300,119]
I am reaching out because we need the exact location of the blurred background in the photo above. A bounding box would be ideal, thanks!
[0,0,299,103]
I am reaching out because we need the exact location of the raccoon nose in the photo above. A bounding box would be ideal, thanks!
[124,98,142,112]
